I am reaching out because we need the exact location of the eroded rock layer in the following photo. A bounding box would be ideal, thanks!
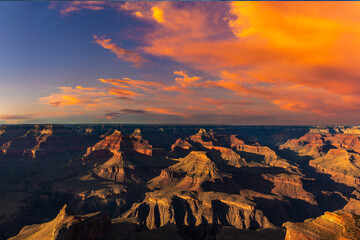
[283,210,360,240]
[9,205,111,240]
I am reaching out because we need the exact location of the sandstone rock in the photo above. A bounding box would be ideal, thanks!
[343,198,360,215]
[123,191,272,230]
[148,151,228,191]
[283,210,360,240]
[82,129,159,183]
[309,149,360,187]
[9,205,111,240]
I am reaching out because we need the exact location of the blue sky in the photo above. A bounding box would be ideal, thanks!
[1,1,360,125]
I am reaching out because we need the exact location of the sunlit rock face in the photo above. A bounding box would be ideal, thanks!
[9,205,111,240]
[81,129,163,183]
[84,129,153,158]
[122,191,272,231]
[280,127,360,188]
[283,211,360,240]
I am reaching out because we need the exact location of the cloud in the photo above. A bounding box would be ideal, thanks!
[49,1,107,16]
[151,6,164,23]
[174,71,201,88]
[99,78,164,92]
[0,114,33,120]
[93,35,148,67]
[40,86,110,108]
[120,2,360,117]
[104,109,148,119]
[41,2,360,124]
[144,107,187,117]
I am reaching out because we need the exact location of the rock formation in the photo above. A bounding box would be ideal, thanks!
[4,125,360,240]
[310,148,360,187]
[81,129,161,183]
[9,205,111,240]
[280,127,360,188]
[123,191,272,231]
[283,210,360,240]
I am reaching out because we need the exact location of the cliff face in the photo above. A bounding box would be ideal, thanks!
[170,129,290,168]
[283,210,360,240]
[1,125,94,159]
[84,129,153,158]
[122,191,272,231]
[81,129,160,183]
[280,128,360,189]
[148,151,229,192]
[9,205,111,240]
[309,148,360,187]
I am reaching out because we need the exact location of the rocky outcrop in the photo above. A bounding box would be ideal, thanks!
[170,130,289,168]
[171,138,194,151]
[84,129,153,158]
[87,129,153,157]
[230,136,277,163]
[343,198,360,215]
[123,191,272,230]
[9,205,111,240]
[1,125,94,159]
[148,151,228,191]
[82,129,160,183]
[5,125,360,240]
[280,129,360,189]
[280,132,330,159]
[309,149,360,187]
[280,127,360,158]
[283,210,360,240]
[209,146,247,168]
[230,135,293,168]
[262,174,316,204]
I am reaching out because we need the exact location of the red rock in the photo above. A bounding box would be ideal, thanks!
[283,210,360,240]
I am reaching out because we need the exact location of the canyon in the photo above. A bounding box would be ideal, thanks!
[1,125,360,239]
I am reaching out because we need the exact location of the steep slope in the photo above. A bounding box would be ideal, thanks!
[170,129,289,168]
[310,149,360,187]
[81,129,163,183]
[1,125,95,159]
[280,132,331,159]
[9,205,111,240]
[124,150,277,232]
[230,135,293,168]
[123,191,273,231]
[281,128,360,189]
[148,151,229,191]
[283,210,360,240]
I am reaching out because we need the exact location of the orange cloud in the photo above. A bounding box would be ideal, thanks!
[151,6,164,23]
[40,86,110,108]
[174,71,201,88]
[99,78,164,92]
[0,114,33,120]
[44,2,360,123]
[106,87,139,97]
[93,35,148,67]
[49,1,106,16]
[144,107,187,117]
[76,86,99,91]
[120,2,360,116]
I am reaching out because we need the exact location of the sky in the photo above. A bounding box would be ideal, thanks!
[1,1,360,125]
